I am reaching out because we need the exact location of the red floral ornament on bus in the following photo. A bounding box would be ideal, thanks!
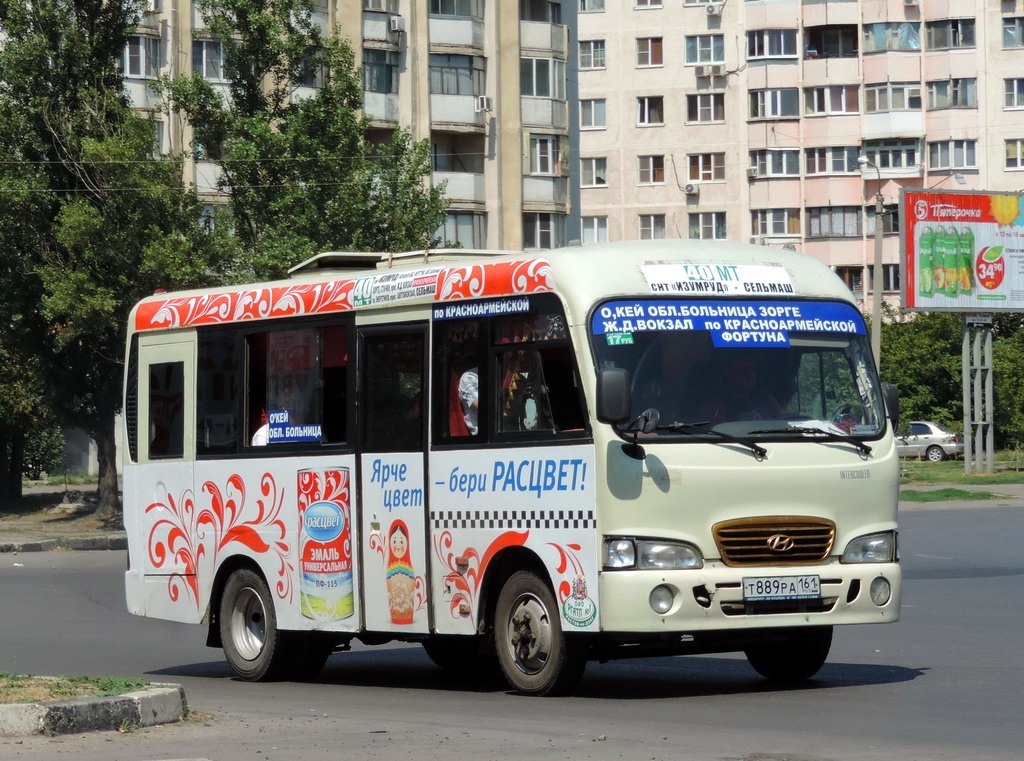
[436,259,555,302]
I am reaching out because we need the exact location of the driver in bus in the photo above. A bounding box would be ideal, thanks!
[703,352,781,423]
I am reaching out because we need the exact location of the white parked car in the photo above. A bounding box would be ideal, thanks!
[896,421,963,462]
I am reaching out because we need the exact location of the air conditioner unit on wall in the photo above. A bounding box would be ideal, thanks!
[706,3,722,16]
[389,15,405,33]
[684,183,700,195]
[474,95,493,113]
[695,65,709,77]
[902,0,918,6]
[747,167,759,179]
[708,64,724,76]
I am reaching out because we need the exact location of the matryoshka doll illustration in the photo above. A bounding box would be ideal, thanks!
[385,520,415,625]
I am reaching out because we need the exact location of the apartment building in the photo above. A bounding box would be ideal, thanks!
[120,0,575,250]
[577,0,1024,306]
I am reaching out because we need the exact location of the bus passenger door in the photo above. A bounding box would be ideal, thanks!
[357,325,430,634]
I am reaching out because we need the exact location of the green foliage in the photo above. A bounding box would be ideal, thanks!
[162,0,447,279]
[22,426,66,481]
[879,307,962,431]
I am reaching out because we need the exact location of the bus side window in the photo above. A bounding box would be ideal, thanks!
[432,320,481,442]
[149,361,184,458]
[322,324,349,444]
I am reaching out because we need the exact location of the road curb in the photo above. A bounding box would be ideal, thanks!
[0,533,127,554]
[0,683,187,736]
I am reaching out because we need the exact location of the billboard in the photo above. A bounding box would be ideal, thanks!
[901,189,1024,312]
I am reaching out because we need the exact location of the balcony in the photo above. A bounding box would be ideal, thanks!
[429,16,485,48]
[123,80,161,111]
[521,98,568,130]
[520,21,567,58]
[862,111,925,140]
[364,92,400,124]
[523,176,568,209]
[435,171,486,205]
[194,160,224,195]
[430,94,487,131]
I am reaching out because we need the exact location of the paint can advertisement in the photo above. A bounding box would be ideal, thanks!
[297,468,353,620]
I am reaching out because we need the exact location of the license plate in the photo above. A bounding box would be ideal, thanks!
[742,574,821,601]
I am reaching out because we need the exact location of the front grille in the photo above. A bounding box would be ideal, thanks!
[720,597,838,616]
[713,516,836,566]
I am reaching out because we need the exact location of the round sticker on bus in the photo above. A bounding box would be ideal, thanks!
[303,501,345,542]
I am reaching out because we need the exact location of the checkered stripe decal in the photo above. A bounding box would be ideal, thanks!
[431,510,595,530]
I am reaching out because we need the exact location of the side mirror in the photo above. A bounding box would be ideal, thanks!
[882,382,899,430]
[596,367,631,424]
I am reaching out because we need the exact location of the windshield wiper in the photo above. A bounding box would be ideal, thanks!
[749,425,872,456]
[656,420,768,460]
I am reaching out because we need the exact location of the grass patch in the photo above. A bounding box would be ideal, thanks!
[0,673,147,704]
[900,456,1024,486]
[900,488,998,503]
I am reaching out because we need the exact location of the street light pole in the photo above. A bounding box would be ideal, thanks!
[858,156,884,371]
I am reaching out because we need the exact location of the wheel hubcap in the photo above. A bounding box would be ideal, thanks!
[230,586,267,661]
[507,593,552,675]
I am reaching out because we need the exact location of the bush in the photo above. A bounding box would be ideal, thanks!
[23,426,65,481]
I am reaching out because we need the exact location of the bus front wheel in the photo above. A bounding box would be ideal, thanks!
[220,568,288,681]
[495,571,586,696]
[743,626,833,683]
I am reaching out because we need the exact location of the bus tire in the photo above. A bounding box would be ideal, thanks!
[495,571,587,696]
[220,568,288,681]
[744,626,833,683]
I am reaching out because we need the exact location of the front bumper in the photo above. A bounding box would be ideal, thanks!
[598,561,901,632]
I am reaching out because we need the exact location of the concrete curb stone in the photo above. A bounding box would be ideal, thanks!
[0,684,187,736]
[0,533,127,554]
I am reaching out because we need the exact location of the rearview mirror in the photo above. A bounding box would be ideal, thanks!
[882,382,899,430]
[596,367,631,424]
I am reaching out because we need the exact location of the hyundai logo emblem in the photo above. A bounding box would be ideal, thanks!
[766,534,795,552]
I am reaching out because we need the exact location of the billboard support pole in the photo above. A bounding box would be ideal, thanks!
[964,314,994,475]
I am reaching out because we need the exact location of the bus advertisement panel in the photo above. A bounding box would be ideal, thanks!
[901,189,1024,311]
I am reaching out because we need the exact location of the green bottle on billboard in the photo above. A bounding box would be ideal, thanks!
[932,228,946,294]
[943,227,960,296]
[918,226,934,298]
[958,227,974,294]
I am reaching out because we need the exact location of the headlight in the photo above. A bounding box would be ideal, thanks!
[841,531,897,564]
[603,538,703,570]
[604,538,636,569]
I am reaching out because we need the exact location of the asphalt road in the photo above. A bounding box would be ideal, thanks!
[2,503,1022,761]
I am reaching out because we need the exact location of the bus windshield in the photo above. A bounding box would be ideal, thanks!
[591,298,885,440]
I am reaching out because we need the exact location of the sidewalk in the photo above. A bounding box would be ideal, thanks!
[0,484,126,554]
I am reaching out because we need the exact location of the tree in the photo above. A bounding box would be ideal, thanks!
[0,1,236,519]
[162,0,448,279]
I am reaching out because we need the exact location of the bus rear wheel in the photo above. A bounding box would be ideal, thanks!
[220,568,288,681]
[495,571,586,696]
[744,626,833,683]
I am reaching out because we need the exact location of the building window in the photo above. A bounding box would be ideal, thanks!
[688,153,725,181]
[637,96,664,125]
[438,212,487,248]
[364,49,398,93]
[804,26,858,58]
[1006,139,1024,169]
[685,35,725,65]
[861,139,920,169]
[638,155,665,184]
[430,0,481,16]
[152,120,165,157]
[636,37,664,67]
[749,149,799,177]
[581,98,607,128]
[862,23,920,52]
[1006,79,1024,109]
[864,82,921,113]
[805,146,859,174]
[928,140,977,170]
[804,85,859,115]
[689,212,726,240]
[581,216,608,244]
[927,79,977,110]
[122,35,160,78]
[866,206,901,237]
[835,266,864,295]
[1005,18,1024,48]
[866,263,901,292]
[749,88,799,119]
[580,157,607,187]
[192,39,225,81]
[580,40,606,69]
[751,208,800,236]
[580,0,605,11]
[524,213,564,250]
[636,0,662,7]
[925,19,976,50]
[520,0,560,22]
[429,54,485,96]
[521,58,566,99]
[530,135,560,175]
[807,206,861,238]
[639,214,666,240]
[747,29,797,59]
[686,93,724,123]
[367,0,398,11]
